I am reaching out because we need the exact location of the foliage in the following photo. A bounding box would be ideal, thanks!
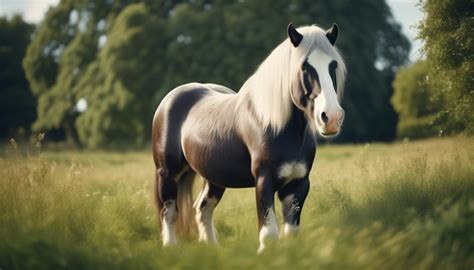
[75,4,168,148]
[391,61,442,138]
[418,0,474,135]
[22,0,410,148]
[0,16,35,140]
[22,0,159,146]
[0,137,473,269]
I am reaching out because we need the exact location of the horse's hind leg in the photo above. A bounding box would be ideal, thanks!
[193,180,225,244]
[155,167,184,246]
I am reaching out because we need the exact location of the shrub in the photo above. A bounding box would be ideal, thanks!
[392,61,442,139]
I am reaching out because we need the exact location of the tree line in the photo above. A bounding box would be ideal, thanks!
[391,0,473,138]
[3,0,468,148]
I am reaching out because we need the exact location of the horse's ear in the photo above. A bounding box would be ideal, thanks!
[288,23,303,47]
[326,23,339,45]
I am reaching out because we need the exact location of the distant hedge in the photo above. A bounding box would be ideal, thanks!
[392,61,442,139]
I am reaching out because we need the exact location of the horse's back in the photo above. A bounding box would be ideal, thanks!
[203,83,236,95]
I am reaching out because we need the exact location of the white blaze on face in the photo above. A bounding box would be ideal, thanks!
[307,49,344,136]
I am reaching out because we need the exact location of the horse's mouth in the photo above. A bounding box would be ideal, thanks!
[320,131,338,137]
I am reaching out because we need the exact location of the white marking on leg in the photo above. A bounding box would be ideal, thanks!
[278,161,307,184]
[258,209,279,253]
[280,195,301,238]
[162,200,177,246]
[195,197,219,243]
[283,223,299,236]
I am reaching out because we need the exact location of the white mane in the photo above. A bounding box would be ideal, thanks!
[237,25,346,134]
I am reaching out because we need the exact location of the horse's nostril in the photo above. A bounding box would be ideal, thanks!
[321,112,329,124]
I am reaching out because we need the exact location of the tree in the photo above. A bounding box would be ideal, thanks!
[75,4,169,148]
[23,0,87,145]
[418,0,473,134]
[23,0,184,147]
[0,15,35,140]
[392,61,441,138]
[22,0,163,146]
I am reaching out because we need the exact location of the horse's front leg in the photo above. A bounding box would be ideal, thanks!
[255,172,279,253]
[277,178,310,237]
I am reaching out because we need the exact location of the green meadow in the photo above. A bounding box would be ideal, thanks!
[1,137,473,269]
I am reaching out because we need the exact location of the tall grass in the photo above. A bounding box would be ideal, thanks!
[0,137,472,269]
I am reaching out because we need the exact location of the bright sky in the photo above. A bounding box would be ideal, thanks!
[0,0,59,23]
[0,0,424,61]
[387,0,424,61]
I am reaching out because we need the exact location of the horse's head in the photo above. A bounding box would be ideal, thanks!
[288,24,346,138]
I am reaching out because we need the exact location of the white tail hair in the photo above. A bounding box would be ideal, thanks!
[176,172,196,235]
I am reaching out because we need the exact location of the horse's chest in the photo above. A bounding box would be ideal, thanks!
[264,135,316,185]
[278,161,308,184]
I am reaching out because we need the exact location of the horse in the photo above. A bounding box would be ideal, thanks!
[152,23,346,252]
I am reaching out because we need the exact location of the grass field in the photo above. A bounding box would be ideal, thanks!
[1,136,473,269]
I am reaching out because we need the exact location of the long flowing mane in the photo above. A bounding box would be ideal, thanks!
[237,25,346,134]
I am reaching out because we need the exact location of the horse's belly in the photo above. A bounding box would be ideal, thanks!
[183,137,255,188]
[200,158,255,188]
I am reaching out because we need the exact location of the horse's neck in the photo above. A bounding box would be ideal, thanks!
[284,105,310,137]
[239,99,308,138]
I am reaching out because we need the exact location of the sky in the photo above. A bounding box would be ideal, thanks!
[0,0,424,61]
[387,0,424,61]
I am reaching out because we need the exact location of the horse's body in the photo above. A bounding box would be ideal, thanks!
[153,83,254,188]
[152,24,346,252]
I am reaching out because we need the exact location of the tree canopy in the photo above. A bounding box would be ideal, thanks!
[0,15,35,140]
[418,0,473,134]
[23,0,410,148]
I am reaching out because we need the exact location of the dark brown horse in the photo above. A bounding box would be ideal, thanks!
[152,23,346,252]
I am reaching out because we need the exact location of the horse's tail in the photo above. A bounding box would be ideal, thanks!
[155,169,164,223]
[176,172,196,236]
